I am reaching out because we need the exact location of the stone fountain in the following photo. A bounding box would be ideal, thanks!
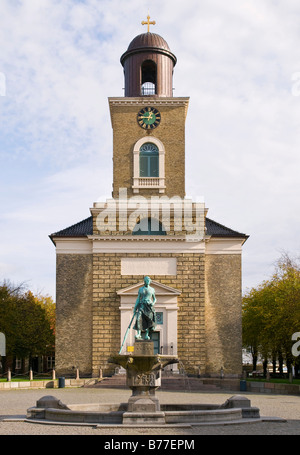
[26,277,263,426]
[108,276,179,423]
[26,336,261,426]
[109,339,179,424]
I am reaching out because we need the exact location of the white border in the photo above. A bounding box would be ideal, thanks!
[53,237,244,255]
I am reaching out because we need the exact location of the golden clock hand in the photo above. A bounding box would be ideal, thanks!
[143,113,153,121]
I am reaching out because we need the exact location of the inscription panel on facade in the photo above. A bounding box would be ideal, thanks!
[121,257,177,276]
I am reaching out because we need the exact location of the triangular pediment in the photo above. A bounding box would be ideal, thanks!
[117,280,181,296]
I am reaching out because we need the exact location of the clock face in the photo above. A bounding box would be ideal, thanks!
[137,107,161,130]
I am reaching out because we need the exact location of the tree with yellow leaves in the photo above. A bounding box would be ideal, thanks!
[0,281,55,372]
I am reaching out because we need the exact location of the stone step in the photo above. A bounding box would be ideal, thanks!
[90,375,221,391]
[92,375,127,388]
[160,377,221,391]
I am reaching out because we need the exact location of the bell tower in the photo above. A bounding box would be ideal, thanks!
[51,18,248,379]
[109,17,189,199]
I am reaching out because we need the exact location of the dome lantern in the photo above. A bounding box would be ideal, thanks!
[120,18,177,97]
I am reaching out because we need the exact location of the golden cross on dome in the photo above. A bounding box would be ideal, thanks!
[142,14,156,33]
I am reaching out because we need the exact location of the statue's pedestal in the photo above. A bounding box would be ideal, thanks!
[123,340,164,423]
[127,340,161,413]
[133,339,154,356]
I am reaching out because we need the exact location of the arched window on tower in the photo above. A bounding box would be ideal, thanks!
[132,217,166,235]
[140,143,159,177]
[141,60,157,96]
[132,137,166,194]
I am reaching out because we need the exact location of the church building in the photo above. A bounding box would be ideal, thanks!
[50,18,248,378]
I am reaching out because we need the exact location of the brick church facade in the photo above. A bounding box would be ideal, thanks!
[50,23,248,378]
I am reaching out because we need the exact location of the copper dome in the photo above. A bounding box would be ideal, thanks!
[127,32,171,52]
[121,32,177,66]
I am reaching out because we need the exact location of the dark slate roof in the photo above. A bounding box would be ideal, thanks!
[205,218,248,238]
[49,216,93,243]
[50,216,248,242]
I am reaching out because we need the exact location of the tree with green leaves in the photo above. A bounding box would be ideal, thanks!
[242,253,300,376]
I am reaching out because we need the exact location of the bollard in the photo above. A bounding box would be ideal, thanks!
[220,367,224,379]
[52,369,56,380]
[240,380,247,392]
[0,332,6,357]
[76,368,80,380]
[29,368,33,381]
[7,368,11,382]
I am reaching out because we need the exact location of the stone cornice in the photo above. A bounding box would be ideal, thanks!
[108,96,189,106]
[87,235,205,242]
[53,236,244,255]
[108,97,190,121]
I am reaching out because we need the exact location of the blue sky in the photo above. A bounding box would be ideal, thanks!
[0,0,300,299]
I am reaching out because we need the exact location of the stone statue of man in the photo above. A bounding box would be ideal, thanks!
[133,276,157,340]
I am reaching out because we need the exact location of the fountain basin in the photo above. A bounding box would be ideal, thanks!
[26,343,261,426]
[27,396,260,425]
